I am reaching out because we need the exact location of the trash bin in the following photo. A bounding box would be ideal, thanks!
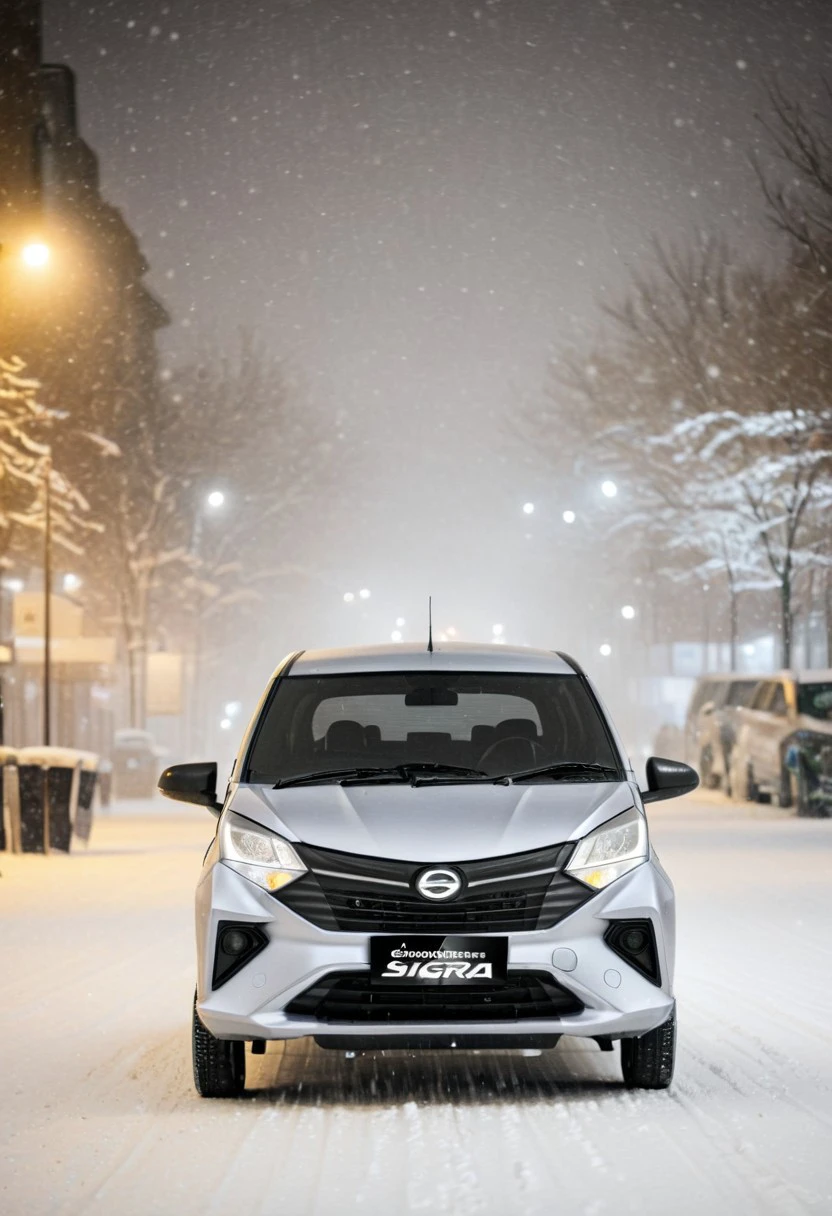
[73,751,100,844]
[16,747,84,854]
[0,747,17,852]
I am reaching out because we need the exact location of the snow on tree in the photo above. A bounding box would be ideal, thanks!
[0,355,96,568]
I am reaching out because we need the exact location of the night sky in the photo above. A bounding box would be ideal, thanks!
[43,0,832,643]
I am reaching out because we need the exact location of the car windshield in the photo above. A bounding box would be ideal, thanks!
[245,671,622,784]
[797,683,832,722]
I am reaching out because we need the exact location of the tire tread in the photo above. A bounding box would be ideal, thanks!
[621,1008,676,1089]
[192,993,246,1098]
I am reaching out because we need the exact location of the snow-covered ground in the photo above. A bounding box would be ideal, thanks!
[1,793,830,1215]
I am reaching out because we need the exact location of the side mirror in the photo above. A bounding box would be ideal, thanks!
[641,756,699,804]
[158,761,223,814]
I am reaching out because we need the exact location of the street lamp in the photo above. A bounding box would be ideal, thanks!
[206,489,225,509]
[562,510,576,524]
[599,643,612,657]
[62,572,82,593]
[21,241,50,269]
[359,588,371,600]
[601,480,618,499]
[621,604,636,620]
[522,502,535,515]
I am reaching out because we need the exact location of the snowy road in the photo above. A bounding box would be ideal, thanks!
[1,794,830,1215]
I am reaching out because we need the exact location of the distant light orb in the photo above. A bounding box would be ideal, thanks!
[391,630,403,643]
[743,643,756,657]
[21,241,50,269]
[438,632,448,642]
[522,502,535,515]
[621,605,636,620]
[492,623,504,637]
[206,489,225,509]
[395,617,405,628]
[224,701,241,718]
[562,510,576,524]
[601,480,618,499]
[343,592,355,603]
[62,573,81,593]
[358,588,371,600]
[220,718,232,731]
[3,577,24,594]
[599,643,612,657]
[446,626,457,638]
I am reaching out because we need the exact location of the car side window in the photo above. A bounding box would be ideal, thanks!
[750,682,773,711]
[769,684,788,716]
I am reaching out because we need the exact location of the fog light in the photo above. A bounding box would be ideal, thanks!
[620,928,648,954]
[212,921,269,990]
[221,928,250,956]
[604,919,660,986]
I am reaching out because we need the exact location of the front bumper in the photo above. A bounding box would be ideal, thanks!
[195,851,675,1042]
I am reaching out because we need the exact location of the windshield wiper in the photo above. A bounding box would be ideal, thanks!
[275,762,504,789]
[500,761,621,783]
[342,762,507,786]
[274,766,409,789]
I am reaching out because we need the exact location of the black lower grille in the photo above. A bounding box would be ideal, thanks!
[277,842,591,933]
[285,970,584,1023]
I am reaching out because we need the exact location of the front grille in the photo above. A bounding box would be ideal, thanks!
[275,842,592,933]
[285,970,584,1023]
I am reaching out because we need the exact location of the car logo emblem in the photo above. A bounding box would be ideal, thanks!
[415,867,462,901]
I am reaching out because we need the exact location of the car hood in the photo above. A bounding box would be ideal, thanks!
[227,780,640,861]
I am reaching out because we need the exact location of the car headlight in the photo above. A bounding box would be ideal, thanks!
[566,807,648,890]
[219,810,307,893]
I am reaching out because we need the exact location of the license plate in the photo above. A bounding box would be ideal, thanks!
[370,935,508,985]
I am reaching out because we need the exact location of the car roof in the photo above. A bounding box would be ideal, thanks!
[779,669,832,684]
[284,642,578,677]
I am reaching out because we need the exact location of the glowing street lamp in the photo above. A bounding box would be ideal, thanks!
[359,588,371,600]
[206,489,225,509]
[621,605,636,620]
[601,480,618,499]
[21,241,50,269]
[522,502,535,515]
[562,510,576,524]
[62,572,82,593]
[599,643,612,657]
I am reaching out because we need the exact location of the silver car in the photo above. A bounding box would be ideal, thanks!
[159,643,698,1096]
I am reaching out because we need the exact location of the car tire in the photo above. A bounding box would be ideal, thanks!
[744,764,760,802]
[621,1009,676,1090]
[699,746,718,789]
[776,767,794,810]
[192,992,246,1098]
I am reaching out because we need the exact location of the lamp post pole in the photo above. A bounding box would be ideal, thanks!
[43,451,52,746]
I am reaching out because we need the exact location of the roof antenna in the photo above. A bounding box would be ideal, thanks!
[427,596,434,653]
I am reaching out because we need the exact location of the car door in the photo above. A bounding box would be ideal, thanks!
[744,681,777,784]
[755,680,790,790]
